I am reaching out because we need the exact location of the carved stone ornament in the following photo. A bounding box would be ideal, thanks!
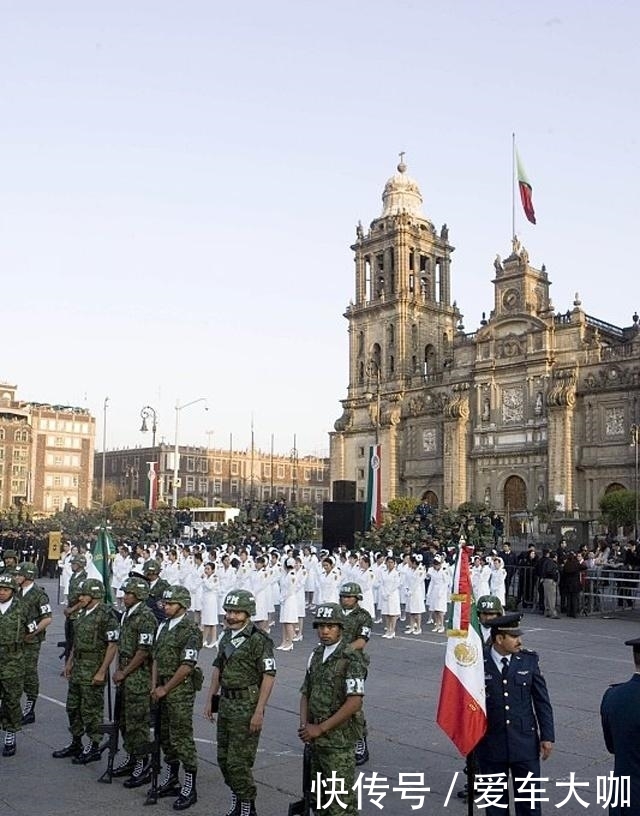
[501,386,524,423]
[604,406,625,437]
[422,428,436,452]
[444,384,470,420]
[547,370,577,408]
[334,408,354,432]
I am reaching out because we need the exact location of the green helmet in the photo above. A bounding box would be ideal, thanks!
[339,581,363,600]
[70,554,87,567]
[162,585,191,609]
[79,579,105,600]
[143,559,162,576]
[17,562,38,580]
[2,549,18,561]
[122,577,150,601]
[223,590,256,616]
[313,603,344,628]
[476,595,504,615]
[0,573,17,590]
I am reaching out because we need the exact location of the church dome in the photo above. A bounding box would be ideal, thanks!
[381,158,424,217]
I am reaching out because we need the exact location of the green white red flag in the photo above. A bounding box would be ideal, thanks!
[516,149,536,224]
[436,541,487,756]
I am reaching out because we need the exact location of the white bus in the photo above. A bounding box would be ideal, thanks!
[189,506,241,534]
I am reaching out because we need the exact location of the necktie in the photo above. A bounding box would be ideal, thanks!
[501,656,509,678]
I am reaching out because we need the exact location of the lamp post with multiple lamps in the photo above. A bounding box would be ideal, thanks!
[172,398,208,508]
[631,423,639,542]
[140,405,158,447]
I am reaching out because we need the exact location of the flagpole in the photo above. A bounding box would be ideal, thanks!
[511,132,516,241]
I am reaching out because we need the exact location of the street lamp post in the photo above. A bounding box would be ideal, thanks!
[173,398,208,508]
[101,397,109,508]
[140,406,158,448]
[290,434,299,506]
[125,464,138,518]
[631,424,639,542]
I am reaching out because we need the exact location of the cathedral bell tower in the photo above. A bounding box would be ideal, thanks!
[332,157,459,505]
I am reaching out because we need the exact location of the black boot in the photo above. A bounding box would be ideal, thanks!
[2,732,16,757]
[52,736,83,759]
[111,752,136,778]
[157,761,181,798]
[21,697,36,725]
[123,756,152,788]
[72,741,102,764]
[355,736,369,766]
[173,769,197,811]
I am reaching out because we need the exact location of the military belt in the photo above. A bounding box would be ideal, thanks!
[75,650,101,658]
[220,685,258,700]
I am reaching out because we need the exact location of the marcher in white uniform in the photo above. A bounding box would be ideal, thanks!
[404,555,426,634]
[379,556,402,639]
[277,558,298,651]
[426,556,450,633]
[201,562,220,647]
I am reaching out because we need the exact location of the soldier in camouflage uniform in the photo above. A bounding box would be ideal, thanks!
[15,561,53,725]
[205,589,277,816]
[112,576,157,787]
[151,585,203,811]
[52,578,120,764]
[299,603,367,816]
[143,559,171,623]
[339,581,372,765]
[62,554,88,657]
[0,573,35,756]
[0,549,19,576]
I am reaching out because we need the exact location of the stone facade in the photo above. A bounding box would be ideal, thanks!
[330,161,640,522]
[0,383,95,512]
[97,445,330,510]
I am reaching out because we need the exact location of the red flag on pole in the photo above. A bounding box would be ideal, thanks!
[516,150,536,224]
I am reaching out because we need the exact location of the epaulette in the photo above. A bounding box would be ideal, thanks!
[520,647,539,656]
[607,682,623,689]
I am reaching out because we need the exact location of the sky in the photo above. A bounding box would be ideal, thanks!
[1,1,638,458]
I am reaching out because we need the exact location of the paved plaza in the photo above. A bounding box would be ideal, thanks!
[1,577,638,816]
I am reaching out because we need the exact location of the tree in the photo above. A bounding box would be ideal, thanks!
[600,489,636,533]
[109,499,146,519]
[387,497,419,519]
[178,497,205,509]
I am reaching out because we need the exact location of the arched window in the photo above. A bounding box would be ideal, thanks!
[358,361,364,384]
[357,332,364,356]
[389,355,395,374]
[424,344,436,375]
[0,429,4,441]
[388,323,395,346]
[372,343,381,372]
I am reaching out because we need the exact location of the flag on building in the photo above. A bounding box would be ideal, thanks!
[146,461,158,510]
[365,444,382,528]
[516,149,536,224]
[436,541,487,757]
[91,526,114,604]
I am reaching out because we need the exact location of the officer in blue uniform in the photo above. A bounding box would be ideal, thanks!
[474,613,555,816]
[600,636,640,816]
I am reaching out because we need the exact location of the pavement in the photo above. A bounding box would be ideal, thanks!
[1,578,638,816]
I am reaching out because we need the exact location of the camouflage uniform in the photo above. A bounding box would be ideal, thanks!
[67,601,120,744]
[18,575,52,715]
[301,639,367,816]
[341,601,372,761]
[144,562,171,623]
[153,614,202,773]
[118,601,157,757]
[0,588,33,739]
[214,623,277,802]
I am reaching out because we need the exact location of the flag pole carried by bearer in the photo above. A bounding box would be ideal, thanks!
[436,538,487,815]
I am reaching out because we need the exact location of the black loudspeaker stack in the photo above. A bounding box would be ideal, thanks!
[322,501,366,548]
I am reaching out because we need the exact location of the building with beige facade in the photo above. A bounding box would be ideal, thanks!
[330,160,640,524]
[96,444,330,509]
[0,383,95,512]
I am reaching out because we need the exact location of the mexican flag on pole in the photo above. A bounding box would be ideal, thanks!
[436,540,487,756]
[516,149,536,224]
[91,526,114,604]
[365,444,382,528]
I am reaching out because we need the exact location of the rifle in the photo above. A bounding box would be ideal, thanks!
[98,680,122,783]
[58,618,74,661]
[144,702,162,806]
[288,743,312,816]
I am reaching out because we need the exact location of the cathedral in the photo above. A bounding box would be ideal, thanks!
[330,159,640,524]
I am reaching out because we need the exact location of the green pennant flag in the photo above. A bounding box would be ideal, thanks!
[92,527,114,604]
